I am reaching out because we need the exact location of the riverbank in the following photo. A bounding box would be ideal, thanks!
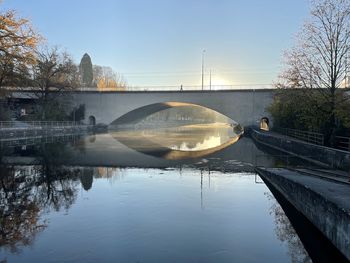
[256,167,350,261]
[250,128,350,171]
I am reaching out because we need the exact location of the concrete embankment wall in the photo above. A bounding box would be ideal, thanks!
[256,167,350,261]
[250,129,350,171]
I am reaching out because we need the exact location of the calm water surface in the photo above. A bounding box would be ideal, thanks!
[0,126,313,262]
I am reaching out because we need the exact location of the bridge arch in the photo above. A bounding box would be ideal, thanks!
[109,101,238,127]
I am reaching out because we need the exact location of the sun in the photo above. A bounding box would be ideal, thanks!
[211,75,229,87]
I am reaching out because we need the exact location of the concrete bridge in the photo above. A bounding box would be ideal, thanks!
[71,89,274,127]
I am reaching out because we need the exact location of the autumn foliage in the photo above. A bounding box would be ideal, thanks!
[0,5,41,91]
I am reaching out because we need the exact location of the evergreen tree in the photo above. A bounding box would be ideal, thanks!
[79,53,93,86]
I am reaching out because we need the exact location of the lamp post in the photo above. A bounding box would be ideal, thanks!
[209,69,212,90]
[345,49,349,88]
[201,50,206,90]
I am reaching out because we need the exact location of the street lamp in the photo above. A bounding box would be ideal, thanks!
[345,50,349,88]
[209,69,212,90]
[201,50,206,90]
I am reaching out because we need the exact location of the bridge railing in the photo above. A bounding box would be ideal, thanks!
[3,84,274,92]
[0,133,82,148]
[0,121,86,129]
[274,127,324,146]
[96,84,274,91]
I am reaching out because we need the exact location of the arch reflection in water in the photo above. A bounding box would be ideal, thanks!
[110,123,243,160]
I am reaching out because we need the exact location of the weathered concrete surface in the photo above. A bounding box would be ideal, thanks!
[251,129,350,171]
[256,167,350,260]
[69,90,273,127]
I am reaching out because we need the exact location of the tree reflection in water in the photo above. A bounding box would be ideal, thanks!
[0,139,127,260]
[0,165,46,254]
[265,192,312,263]
[0,143,81,258]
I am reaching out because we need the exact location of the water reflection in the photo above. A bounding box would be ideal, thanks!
[0,134,310,173]
[0,127,334,262]
[111,123,243,160]
[265,181,349,263]
[1,166,312,263]
[0,164,80,254]
[0,165,46,253]
[0,164,126,256]
[265,192,312,263]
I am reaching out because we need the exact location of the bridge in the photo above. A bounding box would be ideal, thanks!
[70,89,274,127]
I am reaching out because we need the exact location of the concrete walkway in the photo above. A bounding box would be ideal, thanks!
[292,168,350,185]
[251,129,350,171]
[256,167,350,260]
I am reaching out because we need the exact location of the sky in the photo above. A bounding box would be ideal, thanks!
[1,0,310,87]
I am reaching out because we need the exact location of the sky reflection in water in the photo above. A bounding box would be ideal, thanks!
[0,124,314,263]
[0,166,311,263]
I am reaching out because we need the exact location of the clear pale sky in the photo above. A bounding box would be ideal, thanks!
[2,0,310,86]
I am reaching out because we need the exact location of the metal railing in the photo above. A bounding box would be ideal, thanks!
[4,84,275,92]
[80,84,275,92]
[0,121,85,129]
[335,136,350,151]
[274,127,324,146]
[0,133,82,148]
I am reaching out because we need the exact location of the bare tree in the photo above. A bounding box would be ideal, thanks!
[30,46,79,119]
[279,0,350,144]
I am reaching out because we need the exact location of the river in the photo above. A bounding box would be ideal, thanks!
[0,124,330,262]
